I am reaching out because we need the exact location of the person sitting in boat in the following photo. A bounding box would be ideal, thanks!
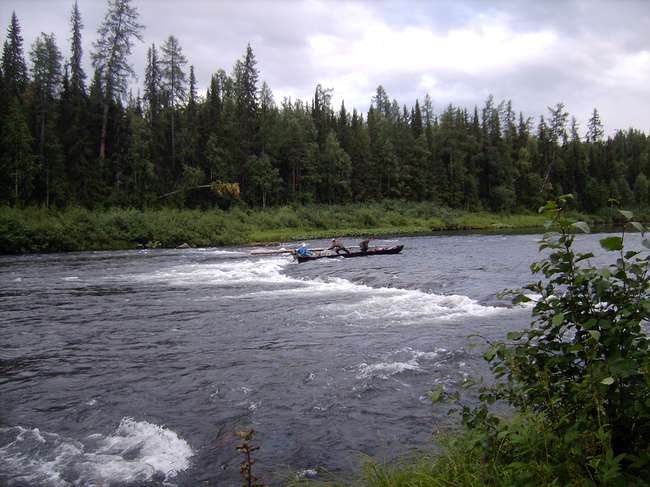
[296,243,313,257]
[359,236,373,253]
[328,238,350,255]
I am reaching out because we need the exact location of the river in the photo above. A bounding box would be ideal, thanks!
[0,232,631,486]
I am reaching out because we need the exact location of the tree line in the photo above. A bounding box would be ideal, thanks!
[1,0,649,213]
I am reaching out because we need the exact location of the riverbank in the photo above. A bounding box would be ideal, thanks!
[0,202,612,254]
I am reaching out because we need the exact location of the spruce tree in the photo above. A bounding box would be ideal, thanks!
[91,0,143,159]
[586,108,604,143]
[143,44,161,127]
[160,35,187,174]
[69,1,85,95]
[1,12,28,97]
[30,33,63,207]
[1,97,33,205]
[235,43,260,198]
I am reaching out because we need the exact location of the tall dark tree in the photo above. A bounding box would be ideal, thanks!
[181,65,199,168]
[143,43,162,126]
[68,1,85,95]
[30,33,63,206]
[586,108,604,143]
[91,0,143,160]
[1,97,33,204]
[160,34,187,173]
[1,12,28,97]
[58,2,94,204]
[235,43,260,197]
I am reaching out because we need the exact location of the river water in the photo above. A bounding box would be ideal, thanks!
[0,232,631,486]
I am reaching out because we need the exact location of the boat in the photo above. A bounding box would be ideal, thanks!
[295,245,404,263]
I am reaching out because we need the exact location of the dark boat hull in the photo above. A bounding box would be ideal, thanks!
[296,245,404,263]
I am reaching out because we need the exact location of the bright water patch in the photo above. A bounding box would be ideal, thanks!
[320,281,503,325]
[0,418,193,487]
[355,347,448,380]
[131,255,504,324]
[121,256,293,288]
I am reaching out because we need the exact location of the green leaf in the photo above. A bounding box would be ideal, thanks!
[588,330,601,341]
[600,236,623,251]
[601,377,615,385]
[571,221,590,234]
[430,384,444,403]
[507,331,524,340]
[483,347,496,361]
[539,201,557,213]
[512,294,531,305]
[552,313,565,326]
[628,221,645,235]
[643,239,650,250]
[618,209,633,221]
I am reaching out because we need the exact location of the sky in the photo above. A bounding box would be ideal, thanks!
[2,0,649,136]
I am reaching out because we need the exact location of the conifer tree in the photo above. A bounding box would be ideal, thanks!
[586,108,604,143]
[143,44,161,127]
[1,12,28,97]
[160,35,187,173]
[69,1,85,95]
[411,99,423,138]
[180,65,200,169]
[1,97,33,205]
[30,33,63,206]
[91,0,143,160]
[235,44,260,197]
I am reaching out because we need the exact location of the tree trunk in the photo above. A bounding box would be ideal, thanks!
[171,104,176,175]
[40,111,48,208]
[100,101,109,159]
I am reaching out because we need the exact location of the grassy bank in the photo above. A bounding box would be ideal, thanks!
[0,202,606,254]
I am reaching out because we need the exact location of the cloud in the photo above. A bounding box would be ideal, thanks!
[1,0,649,135]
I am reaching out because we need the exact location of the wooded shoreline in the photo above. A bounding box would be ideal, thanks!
[0,201,625,255]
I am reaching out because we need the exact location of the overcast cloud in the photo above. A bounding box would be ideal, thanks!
[2,0,649,135]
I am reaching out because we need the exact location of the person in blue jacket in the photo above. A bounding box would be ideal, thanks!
[296,243,313,257]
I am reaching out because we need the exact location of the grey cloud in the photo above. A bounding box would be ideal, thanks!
[1,0,648,134]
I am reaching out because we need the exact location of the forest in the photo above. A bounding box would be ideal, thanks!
[1,0,650,215]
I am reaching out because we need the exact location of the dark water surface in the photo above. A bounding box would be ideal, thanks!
[0,232,630,486]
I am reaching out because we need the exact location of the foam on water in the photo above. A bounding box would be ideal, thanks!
[124,256,293,287]
[357,359,422,379]
[0,418,193,487]
[120,255,502,323]
[356,347,448,380]
[320,282,502,324]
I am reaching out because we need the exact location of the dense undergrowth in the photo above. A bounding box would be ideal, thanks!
[287,198,650,487]
[0,201,611,254]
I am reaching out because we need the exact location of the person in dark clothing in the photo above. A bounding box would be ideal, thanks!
[359,236,373,253]
[328,238,350,255]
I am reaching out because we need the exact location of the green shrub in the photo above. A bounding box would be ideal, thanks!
[463,197,650,484]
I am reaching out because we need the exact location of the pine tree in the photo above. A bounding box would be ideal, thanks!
[180,65,200,170]
[1,97,33,205]
[1,12,28,97]
[160,35,187,174]
[586,108,604,143]
[411,99,423,138]
[235,43,260,198]
[69,1,85,95]
[143,44,161,126]
[30,33,63,206]
[91,0,143,159]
